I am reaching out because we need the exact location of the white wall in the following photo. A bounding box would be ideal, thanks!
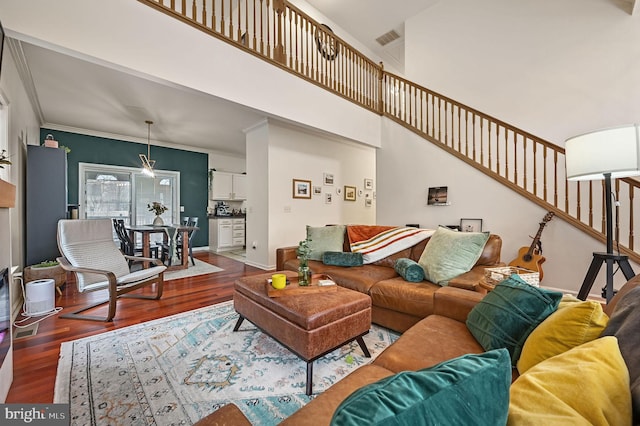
[0,36,41,403]
[209,153,245,174]
[245,120,376,269]
[0,0,382,150]
[1,42,41,313]
[377,118,638,296]
[404,0,640,145]
[245,121,270,268]
[386,0,640,297]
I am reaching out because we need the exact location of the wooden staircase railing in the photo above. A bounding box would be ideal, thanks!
[138,0,640,265]
[382,72,640,265]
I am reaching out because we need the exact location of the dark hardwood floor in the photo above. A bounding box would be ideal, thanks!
[6,251,266,403]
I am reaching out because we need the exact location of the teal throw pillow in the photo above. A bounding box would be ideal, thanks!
[306,225,346,261]
[323,251,363,267]
[330,348,511,426]
[418,226,489,286]
[466,274,563,365]
[394,258,425,282]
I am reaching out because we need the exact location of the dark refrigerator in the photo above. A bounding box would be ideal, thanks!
[25,145,68,266]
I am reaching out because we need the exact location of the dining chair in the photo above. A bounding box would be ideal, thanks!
[159,217,198,266]
[112,218,158,261]
[57,219,166,321]
[178,217,198,266]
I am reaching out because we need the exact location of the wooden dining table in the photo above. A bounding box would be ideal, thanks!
[126,224,198,271]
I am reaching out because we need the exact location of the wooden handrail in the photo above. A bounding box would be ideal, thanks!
[137,0,640,265]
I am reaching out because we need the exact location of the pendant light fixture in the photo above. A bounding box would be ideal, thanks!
[139,120,156,177]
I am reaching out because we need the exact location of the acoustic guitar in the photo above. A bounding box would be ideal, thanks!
[508,212,554,281]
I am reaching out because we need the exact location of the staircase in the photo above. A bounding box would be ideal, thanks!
[138,0,640,266]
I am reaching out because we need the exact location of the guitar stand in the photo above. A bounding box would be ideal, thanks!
[576,252,635,303]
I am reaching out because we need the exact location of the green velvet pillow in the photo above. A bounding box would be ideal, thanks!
[466,274,563,365]
[323,251,363,267]
[394,258,425,282]
[331,348,511,426]
[418,226,489,286]
[306,225,346,261]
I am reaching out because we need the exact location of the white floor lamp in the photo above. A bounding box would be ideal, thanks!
[566,124,640,302]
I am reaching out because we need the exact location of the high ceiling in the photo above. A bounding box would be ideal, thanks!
[11,1,434,156]
[8,1,638,156]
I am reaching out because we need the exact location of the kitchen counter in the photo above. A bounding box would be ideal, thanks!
[208,214,246,219]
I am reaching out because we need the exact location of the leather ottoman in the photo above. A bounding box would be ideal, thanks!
[233,270,372,395]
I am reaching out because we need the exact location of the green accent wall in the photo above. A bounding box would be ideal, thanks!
[40,129,209,247]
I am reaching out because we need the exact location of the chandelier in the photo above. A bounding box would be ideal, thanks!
[139,120,156,177]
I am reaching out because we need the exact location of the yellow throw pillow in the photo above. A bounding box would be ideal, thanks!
[557,293,582,309]
[509,336,631,426]
[517,300,608,374]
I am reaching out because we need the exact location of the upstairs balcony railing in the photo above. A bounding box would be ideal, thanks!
[139,0,640,265]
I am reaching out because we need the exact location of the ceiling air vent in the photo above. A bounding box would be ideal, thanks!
[375,30,401,47]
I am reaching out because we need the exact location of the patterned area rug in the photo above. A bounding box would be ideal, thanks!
[54,300,399,425]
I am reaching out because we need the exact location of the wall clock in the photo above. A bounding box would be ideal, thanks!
[315,24,340,61]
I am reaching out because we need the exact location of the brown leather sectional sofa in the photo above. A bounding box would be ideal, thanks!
[276,233,503,333]
[198,277,640,425]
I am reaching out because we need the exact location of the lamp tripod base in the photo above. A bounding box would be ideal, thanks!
[577,252,635,303]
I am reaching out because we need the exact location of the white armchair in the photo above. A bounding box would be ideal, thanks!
[56,219,166,321]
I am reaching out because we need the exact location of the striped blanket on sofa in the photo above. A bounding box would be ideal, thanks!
[348,226,435,264]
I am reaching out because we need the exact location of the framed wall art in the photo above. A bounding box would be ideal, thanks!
[344,185,356,201]
[323,173,334,185]
[364,178,373,190]
[292,179,312,199]
[325,193,333,204]
[460,218,483,232]
[428,186,448,205]
[313,186,322,195]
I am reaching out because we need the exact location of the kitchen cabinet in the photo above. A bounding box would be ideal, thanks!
[232,174,247,200]
[210,171,247,200]
[209,217,245,252]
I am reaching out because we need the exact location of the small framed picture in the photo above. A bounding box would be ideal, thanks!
[428,186,448,205]
[344,185,356,201]
[323,173,334,186]
[292,179,312,199]
[325,193,333,204]
[365,198,372,207]
[460,218,483,233]
[364,178,374,190]
[313,186,322,195]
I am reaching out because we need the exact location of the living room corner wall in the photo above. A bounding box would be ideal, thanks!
[0,39,43,402]
[375,119,639,295]
[396,0,640,296]
[0,40,41,317]
[245,120,376,269]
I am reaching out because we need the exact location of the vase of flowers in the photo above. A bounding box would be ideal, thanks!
[297,238,312,286]
[148,202,168,226]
